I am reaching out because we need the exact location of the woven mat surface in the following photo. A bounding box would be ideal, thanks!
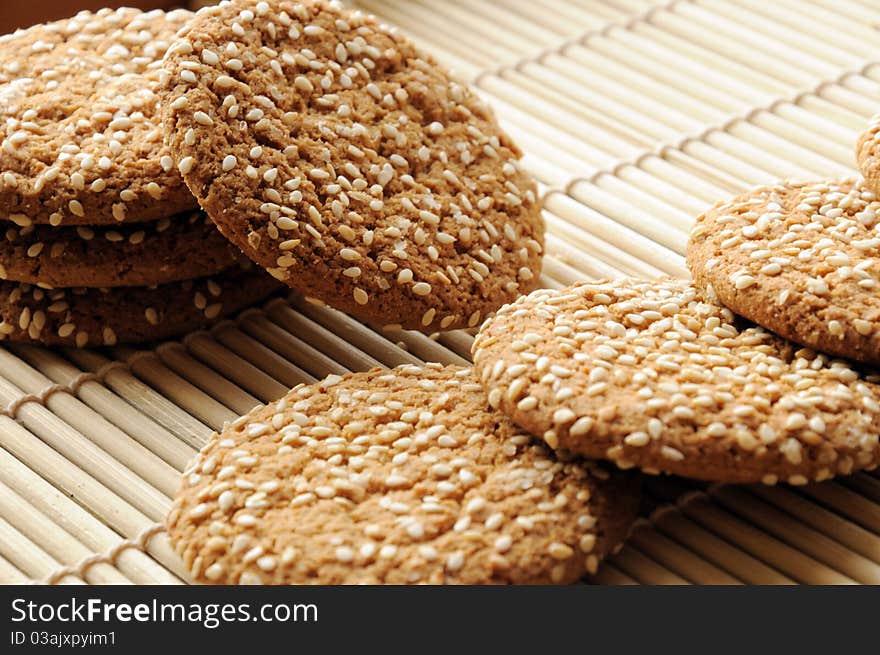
[2,0,880,585]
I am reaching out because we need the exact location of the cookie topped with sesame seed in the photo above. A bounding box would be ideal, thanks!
[688,178,880,366]
[0,210,241,288]
[472,278,880,485]
[0,8,199,225]
[857,113,880,196]
[159,0,543,332]
[167,365,639,584]
[0,262,282,347]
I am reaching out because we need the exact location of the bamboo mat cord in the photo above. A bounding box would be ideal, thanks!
[0,480,134,585]
[58,347,213,446]
[103,347,238,432]
[0,515,83,585]
[0,446,180,584]
[41,523,170,587]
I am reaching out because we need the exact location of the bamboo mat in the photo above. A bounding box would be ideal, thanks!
[2,0,880,586]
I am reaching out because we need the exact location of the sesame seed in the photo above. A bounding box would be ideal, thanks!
[548,542,573,560]
[412,282,431,296]
[178,157,195,174]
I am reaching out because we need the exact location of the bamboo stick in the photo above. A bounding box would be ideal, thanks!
[0,480,132,584]
[0,553,28,585]
[0,383,172,519]
[111,346,240,429]
[0,516,83,585]
[650,505,794,584]
[64,348,216,440]
[627,519,742,584]
[175,335,287,404]
[8,345,196,469]
[800,483,880,534]
[587,563,639,585]
[676,491,856,584]
[605,546,691,585]
[0,354,181,496]
[236,310,348,378]
[288,297,423,365]
[0,447,181,584]
[210,322,314,388]
[708,486,880,584]
[746,485,880,564]
[262,301,389,371]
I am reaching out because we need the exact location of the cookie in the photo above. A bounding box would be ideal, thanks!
[857,114,880,195]
[0,263,282,347]
[0,8,199,225]
[159,0,543,332]
[167,364,639,585]
[687,178,880,365]
[472,278,880,485]
[0,211,241,288]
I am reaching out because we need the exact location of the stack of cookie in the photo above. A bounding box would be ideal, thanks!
[469,123,880,489]
[0,0,545,347]
[0,7,284,347]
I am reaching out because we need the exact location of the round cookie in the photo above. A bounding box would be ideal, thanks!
[0,211,242,288]
[159,0,543,332]
[856,113,880,195]
[688,178,880,366]
[167,364,639,585]
[0,8,199,226]
[0,263,282,347]
[472,278,880,485]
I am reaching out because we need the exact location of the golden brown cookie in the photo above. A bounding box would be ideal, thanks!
[159,0,543,332]
[0,8,198,225]
[167,364,640,585]
[0,211,241,288]
[688,178,880,366]
[472,278,880,485]
[857,114,880,196]
[0,263,282,347]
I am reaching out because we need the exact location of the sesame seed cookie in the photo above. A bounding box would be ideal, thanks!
[167,365,639,585]
[0,211,241,288]
[472,278,880,485]
[857,114,880,195]
[0,8,199,226]
[687,178,880,366]
[0,263,282,347]
[159,0,543,332]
